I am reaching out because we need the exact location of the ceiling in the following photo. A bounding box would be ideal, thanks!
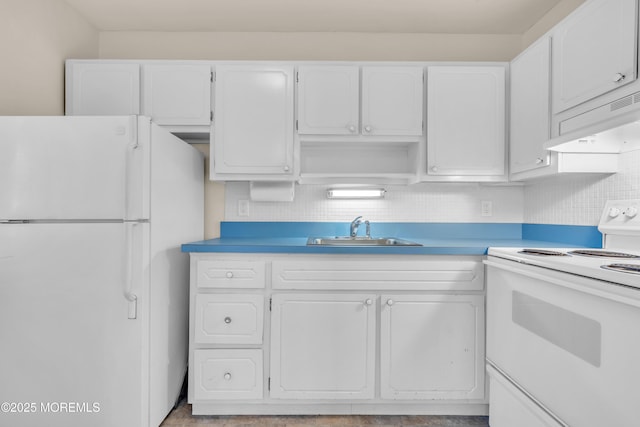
[63,0,564,34]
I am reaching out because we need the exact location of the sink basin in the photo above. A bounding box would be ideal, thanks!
[306,236,422,246]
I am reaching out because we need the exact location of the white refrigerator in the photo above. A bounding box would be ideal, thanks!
[0,116,204,427]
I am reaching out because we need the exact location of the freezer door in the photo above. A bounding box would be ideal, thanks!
[0,116,148,221]
[0,223,147,427]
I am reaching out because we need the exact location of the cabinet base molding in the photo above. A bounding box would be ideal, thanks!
[190,402,489,416]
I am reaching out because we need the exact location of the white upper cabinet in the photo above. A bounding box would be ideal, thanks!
[551,0,637,114]
[65,62,140,116]
[297,66,360,135]
[510,37,552,175]
[141,64,212,126]
[212,65,295,178]
[297,65,424,136]
[361,66,424,136]
[427,66,506,178]
[66,61,213,130]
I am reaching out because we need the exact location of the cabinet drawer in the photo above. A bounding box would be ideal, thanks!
[272,257,484,291]
[194,294,264,344]
[193,349,263,400]
[196,259,266,288]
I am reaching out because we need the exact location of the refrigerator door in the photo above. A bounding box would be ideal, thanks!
[147,121,203,426]
[0,222,147,427]
[0,116,148,221]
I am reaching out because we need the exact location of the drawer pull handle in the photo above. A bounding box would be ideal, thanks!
[224,316,232,324]
[226,271,234,279]
[224,372,232,381]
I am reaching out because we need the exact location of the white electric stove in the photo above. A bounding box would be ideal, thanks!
[489,199,640,289]
[485,200,640,427]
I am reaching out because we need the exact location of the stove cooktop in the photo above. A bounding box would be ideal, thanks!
[489,246,640,288]
[490,200,640,288]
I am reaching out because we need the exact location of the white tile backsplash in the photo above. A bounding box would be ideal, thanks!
[224,149,640,225]
[223,150,639,225]
[225,182,524,223]
[524,150,640,225]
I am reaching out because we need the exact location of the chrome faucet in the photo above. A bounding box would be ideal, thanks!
[350,216,371,238]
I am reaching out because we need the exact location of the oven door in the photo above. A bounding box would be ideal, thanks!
[485,256,640,427]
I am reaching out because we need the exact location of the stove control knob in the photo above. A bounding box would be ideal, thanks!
[624,207,638,218]
[609,207,621,218]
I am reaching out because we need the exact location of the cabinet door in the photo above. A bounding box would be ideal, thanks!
[66,62,140,116]
[142,64,212,126]
[270,293,376,399]
[380,294,485,400]
[213,65,294,175]
[510,38,551,174]
[297,66,359,135]
[427,66,505,176]
[551,0,637,114]
[362,66,424,136]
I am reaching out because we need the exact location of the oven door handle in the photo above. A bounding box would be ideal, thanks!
[486,361,569,427]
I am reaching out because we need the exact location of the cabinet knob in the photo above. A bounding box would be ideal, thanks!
[348,125,356,133]
[613,73,626,83]
[224,316,232,324]
[226,271,234,278]
[431,166,438,172]
[386,299,394,306]
[364,125,372,133]
[224,372,232,381]
[283,165,290,172]
[364,298,373,306]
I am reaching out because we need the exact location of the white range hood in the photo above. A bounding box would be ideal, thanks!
[545,91,640,153]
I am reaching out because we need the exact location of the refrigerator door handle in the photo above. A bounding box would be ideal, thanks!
[124,123,146,221]
[124,222,138,319]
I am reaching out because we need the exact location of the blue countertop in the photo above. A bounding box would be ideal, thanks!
[181,222,602,255]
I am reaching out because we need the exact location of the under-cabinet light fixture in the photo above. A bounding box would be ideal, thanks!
[326,188,386,199]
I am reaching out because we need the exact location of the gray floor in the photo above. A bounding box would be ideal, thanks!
[160,401,490,427]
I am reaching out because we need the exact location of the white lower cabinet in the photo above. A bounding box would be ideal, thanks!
[188,253,487,415]
[270,293,376,399]
[380,294,485,400]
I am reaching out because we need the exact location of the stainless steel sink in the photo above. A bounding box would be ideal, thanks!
[306,236,422,246]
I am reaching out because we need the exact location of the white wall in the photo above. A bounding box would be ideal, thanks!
[98,31,525,237]
[223,149,640,227]
[524,150,640,225]
[98,32,521,62]
[93,2,586,238]
[0,0,98,115]
[225,182,524,223]
[1,0,603,237]
[521,0,586,49]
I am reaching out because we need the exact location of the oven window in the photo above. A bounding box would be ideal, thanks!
[512,291,601,367]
